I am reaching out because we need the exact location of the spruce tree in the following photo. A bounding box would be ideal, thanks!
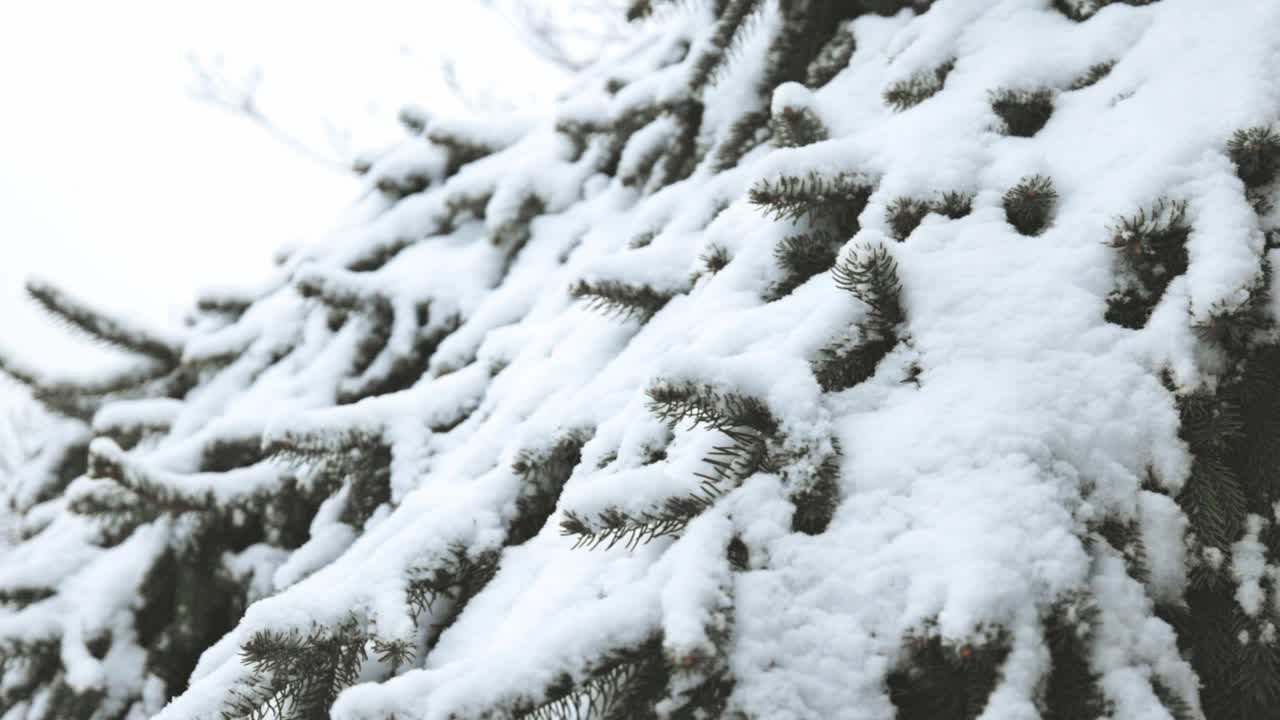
[3,2,1279,719]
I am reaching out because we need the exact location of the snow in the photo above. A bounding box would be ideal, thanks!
[1233,514,1268,616]
[4,0,1280,718]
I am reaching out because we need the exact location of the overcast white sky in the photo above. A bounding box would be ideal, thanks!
[0,0,572,378]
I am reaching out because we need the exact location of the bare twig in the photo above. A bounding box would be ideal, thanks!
[481,0,631,72]
[187,53,354,173]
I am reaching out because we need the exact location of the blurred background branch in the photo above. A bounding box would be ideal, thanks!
[187,53,355,172]
[185,1,633,170]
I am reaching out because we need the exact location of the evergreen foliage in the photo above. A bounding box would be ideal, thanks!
[569,279,676,321]
[405,545,499,624]
[1227,126,1280,188]
[25,279,182,366]
[885,196,933,241]
[749,171,874,235]
[227,617,368,720]
[766,230,839,299]
[1003,174,1057,235]
[751,170,876,302]
[1040,596,1110,719]
[711,110,770,172]
[887,624,1010,720]
[1053,0,1159,22]
[510,430,590,545]
[686,0,762,92]
[1069,61,1114,90]
[769,103,826,148]
[562,382,775,548]
[804,27,855,89]
[990,88,1054,137]
[3,2,1277,719]
[883,60,954,111]
[1190,267,1271,356]
[1104,198,1191,329]
[1154,166,1280,717]
[831,243,905,341]
[936,191,974,219]
[697,243,732,277]
[513,637,669,719]
[812,242,904,392]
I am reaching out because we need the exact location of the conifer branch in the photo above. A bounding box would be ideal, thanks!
[554,381,784,550]
[26,279,182,366]
[294,269,392,317]
[514,636,669,720]
[648,100,705,192]
[1052,0,1156,23]
[883,60,953,111]
[804,27,855,89]
[0,352,172,420]
[85,437,276,517]
[887,622,1011,720]
[86,440,211,513]
[227,616,368,720]
[264,427,392,527]
[195,290,254,320]
[264,427,389,477]
[560,495,718,550]
[935,191,974,220]
[628,230,658,250]
[0,638,61,713]
[337,311,459,405]
[697,243,732,278]
[491,195,547,254]
[396,105,429,135]
[569,279,676,321]
[625,0,653,21]
[687,0,762,91]
[757,1,860,94]
[65,478,155,545]
[1227,126,1280,188]
[1002,175,1057,236]
[767,230,839,299]
[509,429,591,545]
[1191,272,1271,355]
[1151,676,1198,720]
[1069,61,1114,90]
[812,242,905,392]
[989,88,1054,137]
[645,381,778,439]
[1104,198,1191,329]
[812,335,898,394]
[785,440,841,535]
[664,599,736,718]
[1092,516,1151,584]
[405,544,500,623]
[770,104,827,148]
[345,237,419,273]
[885,197,932,241]
[1179,456,1247,551]
[831,242,904,337]
[749,171,875,234]
[1041,594,1110,718]
[886,193,971,242]
[370,638,415,676]
[426,127,500,179]
[297,268,457,403]
[711,110,770,172]
[375,172,434,201]
[618,119,670,189]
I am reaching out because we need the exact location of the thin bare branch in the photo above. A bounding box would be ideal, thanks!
[186,53,354,173]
